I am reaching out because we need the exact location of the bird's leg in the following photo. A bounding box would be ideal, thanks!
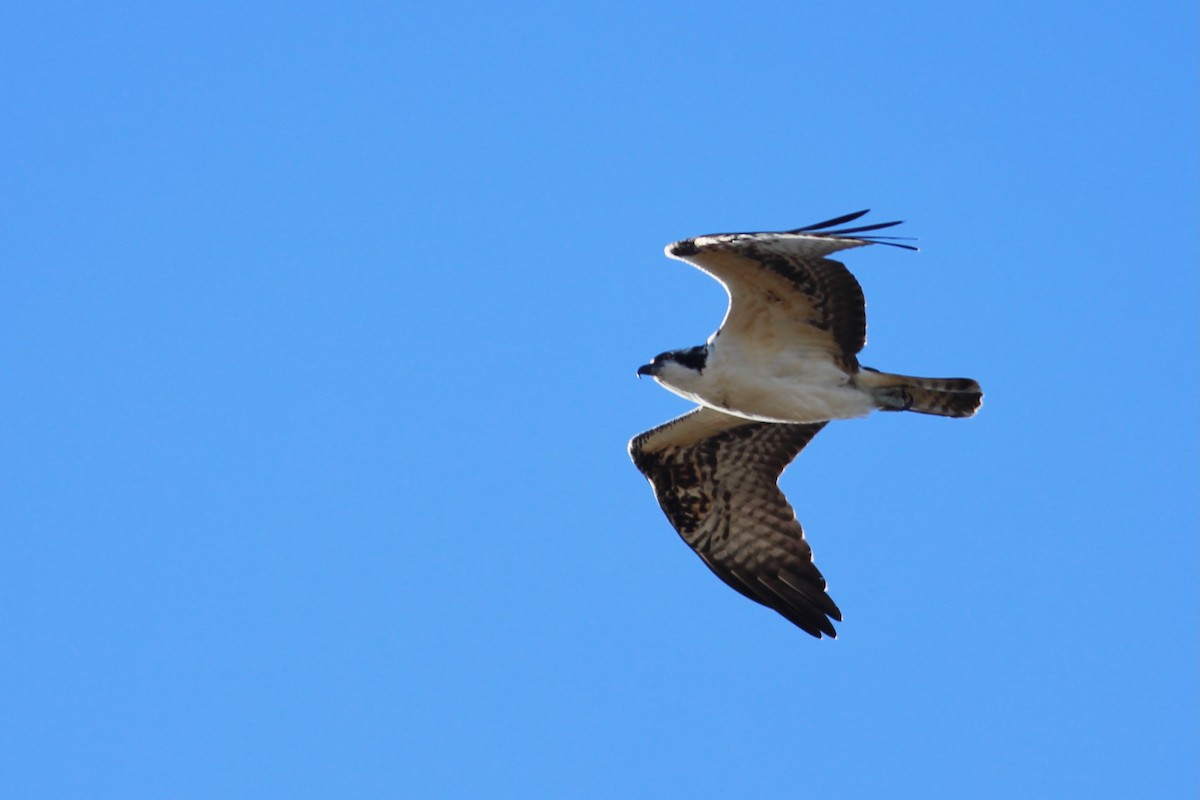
[872,386,914,411]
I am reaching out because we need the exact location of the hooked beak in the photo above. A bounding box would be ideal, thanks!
[636,362,656,379]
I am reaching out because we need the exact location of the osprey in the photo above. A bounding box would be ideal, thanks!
[630,210,981,638]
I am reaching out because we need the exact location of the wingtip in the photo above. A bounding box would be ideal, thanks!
[783,210,918,250]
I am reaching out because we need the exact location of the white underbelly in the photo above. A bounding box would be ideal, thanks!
[659,343,874,423]
[708,379,872,423]
[660,372,873,423]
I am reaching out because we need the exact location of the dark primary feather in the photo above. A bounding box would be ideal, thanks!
[788,209,917,250]
[629,408,841,638]
[789,209,873,230]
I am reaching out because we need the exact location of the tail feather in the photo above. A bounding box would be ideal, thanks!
[857,369,983,418]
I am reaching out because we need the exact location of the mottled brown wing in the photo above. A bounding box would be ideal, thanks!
[665,212,910,370]
[628,407,840,638]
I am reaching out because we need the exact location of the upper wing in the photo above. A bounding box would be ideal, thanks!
[665,210,913,370]
[628,406,840,638]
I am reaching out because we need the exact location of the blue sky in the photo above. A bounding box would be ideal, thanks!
[2,2,1196,797]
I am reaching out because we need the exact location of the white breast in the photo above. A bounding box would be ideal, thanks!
[662,341,873,424]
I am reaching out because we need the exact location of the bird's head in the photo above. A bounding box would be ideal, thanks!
[637,345,709,381]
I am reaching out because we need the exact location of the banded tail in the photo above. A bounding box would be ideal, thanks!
[857,368,983,418]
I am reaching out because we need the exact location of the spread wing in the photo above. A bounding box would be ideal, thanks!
[628,406,841,638]
[664,210,914,371]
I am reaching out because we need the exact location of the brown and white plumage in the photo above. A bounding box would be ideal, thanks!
[638,210,982,423]
[631,211,982,636]
[629,407,839,637]
[668,210,899,373]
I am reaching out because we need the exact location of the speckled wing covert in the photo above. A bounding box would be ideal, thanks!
[665,210,914,371]
[628,406,841,638]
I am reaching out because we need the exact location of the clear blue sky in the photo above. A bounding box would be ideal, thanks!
[2,2,1196,797]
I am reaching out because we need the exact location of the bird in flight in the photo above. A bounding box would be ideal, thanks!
[629,210,981,638]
